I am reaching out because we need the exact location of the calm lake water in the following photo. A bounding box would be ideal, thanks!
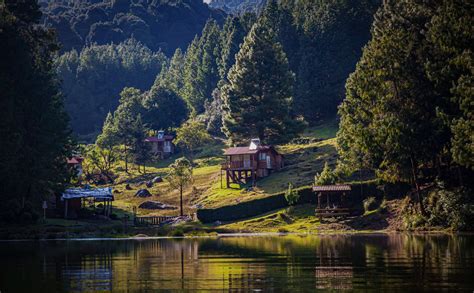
[0,234,473,292]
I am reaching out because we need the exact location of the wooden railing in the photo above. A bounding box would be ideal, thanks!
[221,160,257,170]
[134,215,179,226]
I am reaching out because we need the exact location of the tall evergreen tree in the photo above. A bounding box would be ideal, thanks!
[425,0,474,169]
[337,0,474,209]
[142,85,188,131]
[155,48,185,95]
[182,20,222,113]
[0,0,72,221]
[219,16,247,80]
[222,20,303,145]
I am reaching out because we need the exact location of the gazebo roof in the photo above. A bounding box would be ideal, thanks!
[313,185,351,192]
[62,187,113,200]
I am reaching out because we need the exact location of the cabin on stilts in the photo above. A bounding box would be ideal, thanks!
[313,184,352,220]
[221,138,283,188]
[61,187,114,219]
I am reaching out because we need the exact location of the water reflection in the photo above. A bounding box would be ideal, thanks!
[0,234,473,291]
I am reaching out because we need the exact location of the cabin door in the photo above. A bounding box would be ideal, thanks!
[266,155,271,168]
[243,155,251,168]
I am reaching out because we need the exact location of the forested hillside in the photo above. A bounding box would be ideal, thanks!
[47,0,378,138]
[39,0,225,55]
[208,0,266,14]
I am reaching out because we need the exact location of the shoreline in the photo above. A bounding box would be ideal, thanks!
[1,229,470,242]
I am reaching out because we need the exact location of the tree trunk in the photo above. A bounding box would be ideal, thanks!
[180,185,183,216]
[410,155,425,215]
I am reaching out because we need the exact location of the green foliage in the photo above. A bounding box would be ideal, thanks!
[222,16,304,145]
[56,39,167,136]
[208,0,266,14]
[41,0,225,54]
[83,144,119,182]
[336,0,473,188]
[363,196,377,214]
[142,86,188,131]
[314,162,337,185]
[182,20,222,113]
[167,157,194,216]
[284,183,300,206]
[283,0,379,123]
[424,0,474,169]
[425,187,473,230]
[96,87,150,171]
[175,120,212,159]
[0,0,73,222]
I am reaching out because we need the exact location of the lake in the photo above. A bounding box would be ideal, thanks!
[0,234,473,292]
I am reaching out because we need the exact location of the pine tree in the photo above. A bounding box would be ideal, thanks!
[0,0,73,222]
[425,0,474,169]
[142,86,188,131]
[182,20,222,113]
[219,16,247,80]
[154,48,185,95]
[222,19,303,145]
[336,0,473,211]
[112,87,145,172]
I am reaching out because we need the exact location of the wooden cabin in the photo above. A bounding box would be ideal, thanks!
[145,130,175,159]
[221,138,283,188]
[67,156,84,177]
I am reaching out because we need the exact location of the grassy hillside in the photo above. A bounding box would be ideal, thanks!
[106,120,339,218]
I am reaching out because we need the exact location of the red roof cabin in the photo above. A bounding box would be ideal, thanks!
[67,156,84,177]
[145,130,175,159]
[221,138,283,188]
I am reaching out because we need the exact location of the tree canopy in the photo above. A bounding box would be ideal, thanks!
[222,16,303,145]
[0,0,73,222]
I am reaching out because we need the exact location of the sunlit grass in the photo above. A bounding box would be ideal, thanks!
[221,204,321,233]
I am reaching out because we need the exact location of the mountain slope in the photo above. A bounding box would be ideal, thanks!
[207,0,266,15]
[40,0,226,55]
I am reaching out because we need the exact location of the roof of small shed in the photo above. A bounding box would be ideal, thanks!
[313,185,351,192]
[62,187,113,200]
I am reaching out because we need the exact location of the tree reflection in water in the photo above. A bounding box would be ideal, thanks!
[0,234,473,291]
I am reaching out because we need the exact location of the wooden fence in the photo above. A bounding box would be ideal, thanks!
[134,216,179,226]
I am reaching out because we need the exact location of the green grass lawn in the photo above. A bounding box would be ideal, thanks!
[220,204,321,233]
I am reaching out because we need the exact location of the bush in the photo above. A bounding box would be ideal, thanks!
[425,187,473,230]
[284,183,300,206]
[363,196,377,213]
[315,162,337,185]
[168,226,185,237]
[0,199,39,224]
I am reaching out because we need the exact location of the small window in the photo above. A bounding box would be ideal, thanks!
[259,152,266,160]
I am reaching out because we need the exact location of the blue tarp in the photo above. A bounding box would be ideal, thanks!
[62,187,113,200]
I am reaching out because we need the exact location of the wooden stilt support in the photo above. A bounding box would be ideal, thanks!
[64,199,68,219]
[226,170,230,188]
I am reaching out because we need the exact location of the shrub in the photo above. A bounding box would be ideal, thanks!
[315,162,337,185]
[363,196,377,213]
[425,187,473,230]
[168,226,185,237]
[285,183,300,206]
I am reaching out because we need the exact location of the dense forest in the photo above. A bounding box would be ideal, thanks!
[337,0,473,229]
[208,0,266,14]
[56,0,378,138]
[39,0,225,54]
[1,0,73,222]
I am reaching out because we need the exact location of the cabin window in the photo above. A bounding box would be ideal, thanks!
[259,152,266,160]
